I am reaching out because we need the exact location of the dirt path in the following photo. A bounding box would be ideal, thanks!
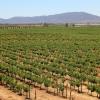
[0,85,99,100]
[0,86,25,100]
[30,87,98,100]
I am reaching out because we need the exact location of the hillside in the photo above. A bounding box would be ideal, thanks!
[0,12,100,24]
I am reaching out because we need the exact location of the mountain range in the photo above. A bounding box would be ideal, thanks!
[0,12,100,24]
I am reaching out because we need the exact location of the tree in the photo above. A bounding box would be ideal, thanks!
[58,83,64,96]
[0,75,2,85]
[87,84,96,96]
[34,89,37,100]
[43,23,48,27]
[65,23,68,27]
[44,78,51,92]
[52,81,57,95]
[16,84,23,95]
[96,86,100,99]
[75,79,81,93]
[37,76,43,90]
[65,84,68,98]
[80,73,86,93]
[23,84,30,99]
[72,24,75,27]
[69,83,72,100]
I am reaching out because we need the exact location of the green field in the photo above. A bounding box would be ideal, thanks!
[0,26,100,99]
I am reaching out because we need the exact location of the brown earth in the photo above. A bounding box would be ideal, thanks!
[0,85,99,100]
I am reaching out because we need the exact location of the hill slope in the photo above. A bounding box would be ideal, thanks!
[0,12,100,24]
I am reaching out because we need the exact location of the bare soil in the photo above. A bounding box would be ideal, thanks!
[0,85,99,100]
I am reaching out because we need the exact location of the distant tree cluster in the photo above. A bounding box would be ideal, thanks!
[65,23,75,27]
[43,23,48,27]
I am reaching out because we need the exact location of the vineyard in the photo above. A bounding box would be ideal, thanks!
[0,25,100,100]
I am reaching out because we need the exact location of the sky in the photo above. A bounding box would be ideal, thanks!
[0,0,100,18]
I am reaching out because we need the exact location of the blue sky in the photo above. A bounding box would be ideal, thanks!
[0,0,100,18]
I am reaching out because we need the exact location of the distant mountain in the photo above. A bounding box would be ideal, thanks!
[0,12,100,24]
[0,18,4,21]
